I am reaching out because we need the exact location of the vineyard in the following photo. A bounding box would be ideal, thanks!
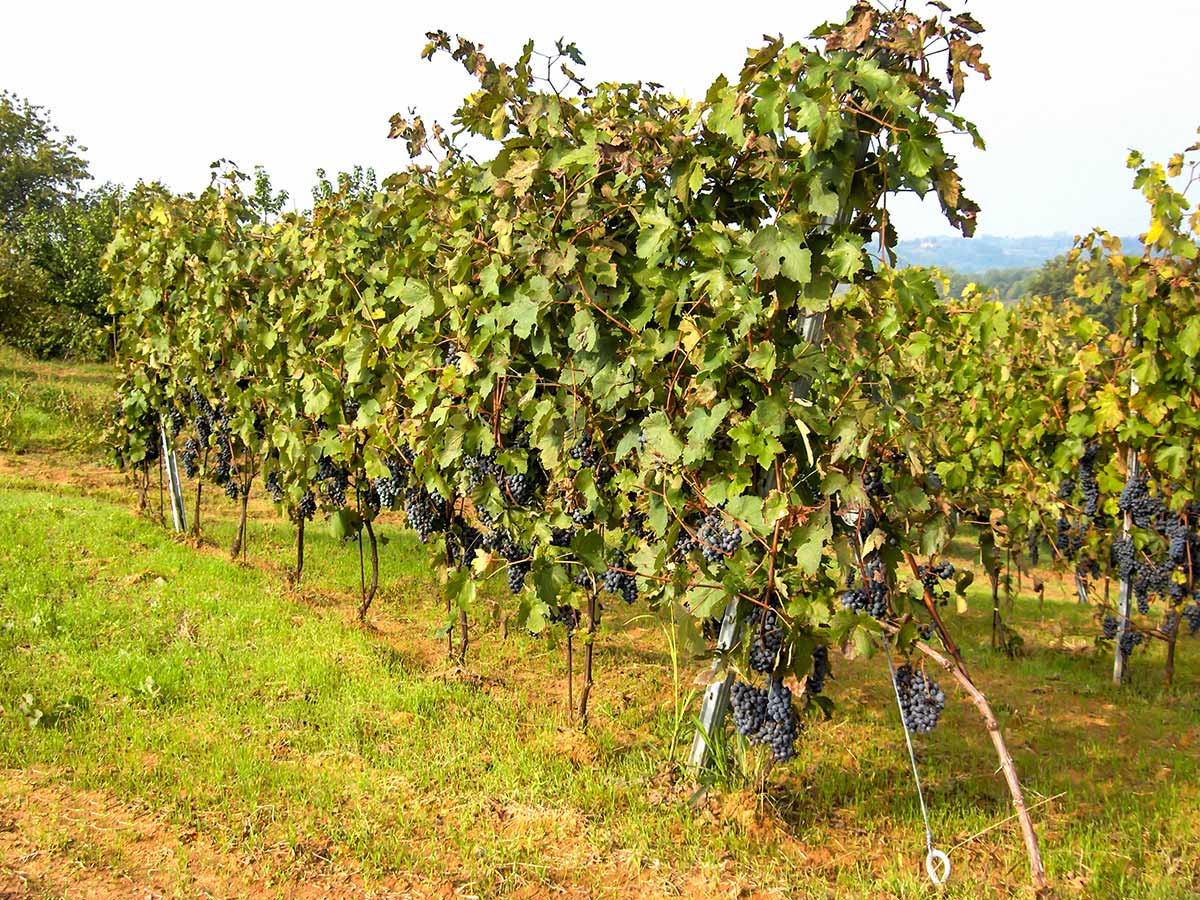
[3,2,1200,898]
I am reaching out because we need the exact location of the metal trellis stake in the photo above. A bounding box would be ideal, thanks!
[1112,306,1140,686]
[161,416,187,533]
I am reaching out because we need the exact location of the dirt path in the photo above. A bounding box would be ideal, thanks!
[0,770,460,900]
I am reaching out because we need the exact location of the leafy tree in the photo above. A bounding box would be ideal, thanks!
[0,91,89,233]
[1026,253,1121,326]
[15,184,121,322]
[311,165,377,206]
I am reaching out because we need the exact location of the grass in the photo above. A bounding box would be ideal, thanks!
[0,344,111,454]
[1,347,1199,898]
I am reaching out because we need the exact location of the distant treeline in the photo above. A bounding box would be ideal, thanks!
[936,253,1120,326]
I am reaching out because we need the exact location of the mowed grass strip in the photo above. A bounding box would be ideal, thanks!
[1,449,1200,895]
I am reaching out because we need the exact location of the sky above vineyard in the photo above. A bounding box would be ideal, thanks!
[4,0,1197,238]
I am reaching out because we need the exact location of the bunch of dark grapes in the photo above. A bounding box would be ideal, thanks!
[403,486,448,543]
[569,431,599,468]
[1111,538,1135,580]
[372,456,408,512]
[602,552,638,603]
[625,508,647,538]
[446,520,485,569]
[766,678,792,721]
[363,482,382,515]
[697,508,742,567]
[190,386,214,421]
[893,664,945,734]
[223,480,239,501]
[1027,532,1040,567]
[550,526,575,548]
[1079,443,1100,516]
[1119,475,1165,529]
[841,580,889,618]
[265,471,285,503]
[181,438,200,478]
[1102,614,1120,640]
[754,714,801,762]
[548,604,581,632]
[731,681,768,737]
[1166,514,1190,566]
[863,464,887,499]
[1057,478,1075,501]
[1076,556,1100,583]
[342,395,360,423]
[570,506,593,527]
[673,524,698,558]
[463,450,502,491]
[443,344,461,368]
[1132,559,1172,614]
[918,561,955,597]
[748,609,783,673]
[1118,629,1143,658]
[295,492,317,522]
[1183,603,1200,635]
[506,559,530,594]
[1054,517,1072,555]
[316,457,350,508]
[808,644,830,694]
[730,678,800,762]
[168,408,185,438]
[485,529,530,593]
[212,437,233,486]
[505,471,540,506]
[212,402,230,432]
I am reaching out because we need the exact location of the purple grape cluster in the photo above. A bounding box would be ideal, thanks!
[730,677,801,762]
[1119,475,1166,530]
[748,608,783,673]
[1079,443,1100,517]
[180,438,200,478]
[893,664,945,734]
[1119,629,1144,658]
[697,508,742,567]
[485,529,530,594]
[403,486,448,543]
[569,431,599,468]
[316,457,349,508]
[602,552,638,603]
[295,492,317,522]
[918,561,955,600]
[548,604,581,632]
[808,644,830,694]
[1102,614,1120,640]
[371,456,407,510]
[446,519,485,569]
[863,464,887,499]
[265,470,285,503]
[842,580,889,618]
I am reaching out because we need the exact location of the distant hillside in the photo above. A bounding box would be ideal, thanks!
[895,233,1143,273]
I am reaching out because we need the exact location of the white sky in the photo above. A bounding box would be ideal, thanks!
[4,1,1198,238]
